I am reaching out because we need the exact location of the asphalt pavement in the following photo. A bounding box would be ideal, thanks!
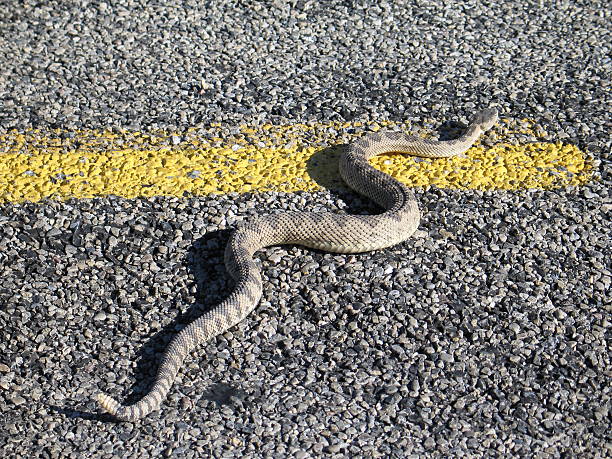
[0,0,609,457]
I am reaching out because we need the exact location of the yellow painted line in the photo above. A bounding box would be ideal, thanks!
[0,119,593,203]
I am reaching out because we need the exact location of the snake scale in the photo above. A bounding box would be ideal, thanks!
[97,108,499,421]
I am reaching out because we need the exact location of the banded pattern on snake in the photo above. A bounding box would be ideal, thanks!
[97,108,498,421]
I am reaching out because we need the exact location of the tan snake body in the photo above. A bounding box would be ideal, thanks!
[97,108,498,421]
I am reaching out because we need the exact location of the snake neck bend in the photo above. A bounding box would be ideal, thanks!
[96,108,498,421]
[339,107,498,212]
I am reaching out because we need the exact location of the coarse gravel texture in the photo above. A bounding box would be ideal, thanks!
[0,0,610,457]
[1,185,610,456]
[0,0,609,142]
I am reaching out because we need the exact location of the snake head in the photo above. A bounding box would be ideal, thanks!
[470,108,499,132]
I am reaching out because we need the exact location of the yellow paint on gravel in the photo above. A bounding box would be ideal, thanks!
[0,119,593,203]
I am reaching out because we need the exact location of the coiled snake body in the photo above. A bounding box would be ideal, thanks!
[97,108,498,421]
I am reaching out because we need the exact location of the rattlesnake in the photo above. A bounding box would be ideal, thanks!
[97,108,499,421]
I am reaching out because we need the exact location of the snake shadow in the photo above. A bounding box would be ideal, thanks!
[306,143,379,216]
[305,117,467,214]
[70,117,470,421]
[95,138,390,418]
[65,228,245,422]
[114,228,248,411]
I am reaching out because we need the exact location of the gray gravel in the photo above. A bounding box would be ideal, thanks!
[1,0,610,457]
[1,186,610,456]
